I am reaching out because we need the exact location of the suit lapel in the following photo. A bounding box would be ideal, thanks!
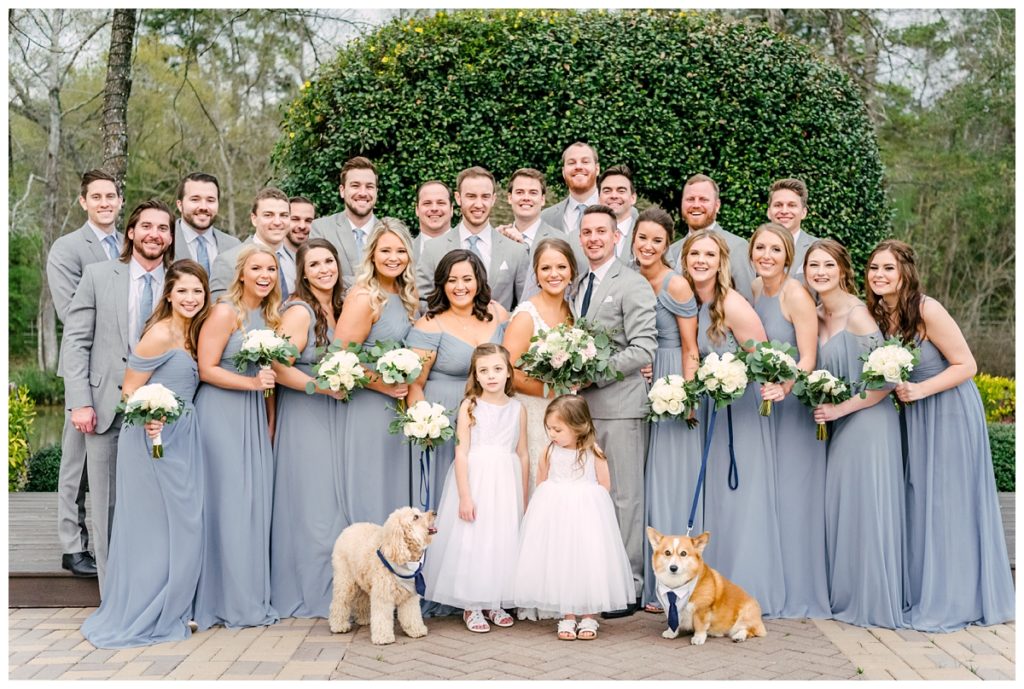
[489,230,506,277]
[586,261,620,321]
[335,214,357,264]
[80,223,111,263]
[112,262,131,351]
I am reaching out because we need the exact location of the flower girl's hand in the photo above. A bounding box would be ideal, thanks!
[253,368,276,391]
[143,419,164,439]
[458,497,476,522]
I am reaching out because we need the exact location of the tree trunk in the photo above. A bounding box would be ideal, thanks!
[37,9,64,372]
[101,9,137,190]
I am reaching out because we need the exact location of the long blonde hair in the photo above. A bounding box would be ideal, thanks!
[463,343,515,428]
[223,244,283,331]
[544,395,606,470]
[353,217,418,322]
[682,229,731,344]
[748,222,794,276]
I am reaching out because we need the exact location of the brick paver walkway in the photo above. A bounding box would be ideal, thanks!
[8,607,1014,680]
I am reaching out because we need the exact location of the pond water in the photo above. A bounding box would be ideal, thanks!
[29,405,64,452]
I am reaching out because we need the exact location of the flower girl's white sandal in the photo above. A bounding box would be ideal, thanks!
[464,609,490,633]
[577,617,599,640]
[557,618,577,640]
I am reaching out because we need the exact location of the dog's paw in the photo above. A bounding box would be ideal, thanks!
[661,628,681,640]
[690,633,707,646]
[329,619,352,634]
[404,623,428,639]
[371,633,396,646]
[730,630,749,643]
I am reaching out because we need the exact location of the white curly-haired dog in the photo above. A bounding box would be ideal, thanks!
[328,506,437,645]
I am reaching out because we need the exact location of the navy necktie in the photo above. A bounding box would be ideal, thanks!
[667,590,679,632]
[580,272,596,317]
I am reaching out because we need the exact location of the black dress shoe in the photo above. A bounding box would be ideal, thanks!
[601,600,640,619]
[61,551,98,577]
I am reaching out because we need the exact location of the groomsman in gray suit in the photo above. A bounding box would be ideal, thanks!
[667,174,756,301]
[209,188,293,299]
[766,177,816,279]
[46,169,124,578]
[286,195,316,255]
[539,141,600,234]
[412,180,453,260]
[173,172,240,275]
[62,199,174,592]
[416,167,529,311]
[571,205,657,616]
[309,156,379,290]
[505,168,585,299]
[597,164,640,260]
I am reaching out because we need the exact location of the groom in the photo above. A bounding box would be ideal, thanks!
[573,205,657,616]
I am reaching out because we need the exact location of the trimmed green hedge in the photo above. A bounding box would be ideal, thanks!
[988,423,1014,493]
[26,443,62,493]
[273,9,889,270]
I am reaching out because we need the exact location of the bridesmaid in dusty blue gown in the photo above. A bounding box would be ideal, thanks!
[805,239,906,629]
[270,239,347,619]
[865,239,1014,632]
[335,219,418,526]
[194,245,281,630]
[629,209,700,614]
[82,260,209,648]
[407,249,508,515]
[682,229,785,617]
[749,224,830,619]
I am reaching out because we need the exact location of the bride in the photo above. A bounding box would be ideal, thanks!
[502,237,577,497]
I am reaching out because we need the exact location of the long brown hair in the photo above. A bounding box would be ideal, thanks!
[140,259,211,358]
[463,343,514,428]
[682,229,731,344]
[290,238,344,348]
[803,238,857,296]
[632,206,675,267]
[544,394,606,470]
[223,244,283,331]
[531,237,578,290]
[865,239,923,344]
[425,250,494,322]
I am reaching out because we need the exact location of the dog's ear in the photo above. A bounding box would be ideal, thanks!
[693,531,710,554]
[646,526,663,548]
[380,510,414,563]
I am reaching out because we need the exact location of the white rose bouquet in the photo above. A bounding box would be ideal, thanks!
[859,337,921,407]
[792,369,852,441]
[388,400,456,510]
[364,340,424,412]
[693,351,749,410]
[516,319,622,396]
[116,383,185,458]
[646,374,700,428]
[232,328,300,397]
[305,341,369,401]
[738,339,801,416]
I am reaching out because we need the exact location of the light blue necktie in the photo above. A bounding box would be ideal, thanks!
[573,202,589,232]
[138,273,154,342]
[466,234,481,258]
[354,228,366,254]
[102,234,119,261]
[194,235,211,275]
[276,250,290,300]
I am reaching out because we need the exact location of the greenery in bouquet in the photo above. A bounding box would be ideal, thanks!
[515,319,622,396]
[738,339,801,416]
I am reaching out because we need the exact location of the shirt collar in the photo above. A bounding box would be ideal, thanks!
[656,576,699,612]
[458,222,492,243]
[178,219,209,245]
[252,234,285,254]
[129,257,165,281]
[87,221,116,243]
[351,213,377,233]
[518,217,543,240]
[587,256,616,282]
[572,190,599,211]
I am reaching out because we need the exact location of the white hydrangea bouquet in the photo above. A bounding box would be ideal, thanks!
[364,340,425,413]
[792,369,852,441]
[738,339,801,416]
[232,328,299,397]
[116,383,185,458]
[305,341,369,401]
[388,400,456,511]
[694,351,749,409]
[647,374,700,428]
[859,337,921,407]
[516,319,622,396]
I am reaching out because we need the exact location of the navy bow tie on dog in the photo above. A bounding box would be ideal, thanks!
[667,591,679,632]
[376,549,426,596]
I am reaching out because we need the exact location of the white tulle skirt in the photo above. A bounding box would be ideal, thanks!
[422,445,523,610]
[513,479,634,615]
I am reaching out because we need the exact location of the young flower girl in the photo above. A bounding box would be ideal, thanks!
[513,395,634,640]
[422,344,530,633]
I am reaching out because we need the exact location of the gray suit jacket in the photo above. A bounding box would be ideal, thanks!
[667,222,755,302]
[208,237,256,300]
[173,219,241,266]
[412,227,452,262]
[539,197,572,233]
[61,260,132,434]
[572,259,657,419]
[791,229,817,279]
[309,211,362,291]
[416,227,530,311]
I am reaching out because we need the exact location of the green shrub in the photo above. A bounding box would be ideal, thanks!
[975,374,1014,423]
[988,422,1015,492]
[8,386,35,491]
[274,9,890,273]
[25,443,62,492]
[10,366,64,406]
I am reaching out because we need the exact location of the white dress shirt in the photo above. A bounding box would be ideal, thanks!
[575,256,616,316]
[562,190,599,234]
[180,220,219,264]
[458,223,494,270]
[351,214,377,255]
[517,217,543,248]
[615,215,635,257]
[128,258,165,345]
[88,221,120,259]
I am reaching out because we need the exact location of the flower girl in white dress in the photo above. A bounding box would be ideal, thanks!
[513,395,633,641]
[422,344,530,633]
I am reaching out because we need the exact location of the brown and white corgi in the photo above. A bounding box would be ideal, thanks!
[647,527,767,645]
